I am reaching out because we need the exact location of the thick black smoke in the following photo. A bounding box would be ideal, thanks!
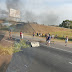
[24,11,37,22]
[6,0,21,10]
[5,0,59,25]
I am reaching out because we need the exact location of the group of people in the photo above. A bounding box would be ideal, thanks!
[9,30,24,40]
[9,30,68,46]
[36,32,55,39]
[36,33,45,37]
[33,32,69,46]
[46,34,68,46]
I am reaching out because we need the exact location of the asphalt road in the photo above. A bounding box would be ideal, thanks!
[6,44,72,72]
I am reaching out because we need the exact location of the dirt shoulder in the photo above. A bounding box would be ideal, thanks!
[0,31,14,72]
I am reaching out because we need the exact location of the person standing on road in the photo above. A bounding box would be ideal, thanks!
[46,34,48,42]
[33,32,35,37]
[22,32,23,40]
[65,36,68,46]
[37,33,38,36]
[20,31,23,40]
[9,30,12,39]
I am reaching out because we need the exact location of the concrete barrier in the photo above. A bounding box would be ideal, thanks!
[26,41,40,47]
[31,42,40,47]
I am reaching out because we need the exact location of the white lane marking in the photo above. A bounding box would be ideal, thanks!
[50,46,72,53]
[69,62,72,64]
[41,44,72,53]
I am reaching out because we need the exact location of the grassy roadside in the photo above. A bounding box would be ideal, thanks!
[13,40,30,53]
[0,31,30,55]
[0,40,30,55]
[50,31,72,38]
[0,45,13,55]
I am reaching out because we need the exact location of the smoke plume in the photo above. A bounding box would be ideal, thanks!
[6,0,21,10]
[38,12,59,25]
[23,11,59,25]
[0,9,8,19]
[24,11,37,22]
[5,0,59,25]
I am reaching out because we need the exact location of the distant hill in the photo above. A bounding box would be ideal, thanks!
[11,22,72,34]
[30,23,71,34]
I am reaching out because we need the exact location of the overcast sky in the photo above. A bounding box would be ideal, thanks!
[0,0,72,25]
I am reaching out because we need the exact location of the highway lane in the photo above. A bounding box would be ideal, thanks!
[6,45,72,72]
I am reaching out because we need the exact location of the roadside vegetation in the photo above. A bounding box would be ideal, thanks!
[0,40,30,55]
[59,20,72,29]
[50,30,72,41]
[13,40,30,53]
[0,45,13,55]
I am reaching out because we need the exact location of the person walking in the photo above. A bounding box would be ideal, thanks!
[46,34,51,46]
[65,36,68,46]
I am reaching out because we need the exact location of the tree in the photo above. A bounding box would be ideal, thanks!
[59,20,72,29]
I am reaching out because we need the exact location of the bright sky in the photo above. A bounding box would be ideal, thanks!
[1,0,72,25]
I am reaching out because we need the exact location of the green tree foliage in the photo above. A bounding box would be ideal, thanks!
[59,20,72,29]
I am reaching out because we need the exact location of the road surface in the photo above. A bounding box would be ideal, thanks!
[6,44,72,72]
